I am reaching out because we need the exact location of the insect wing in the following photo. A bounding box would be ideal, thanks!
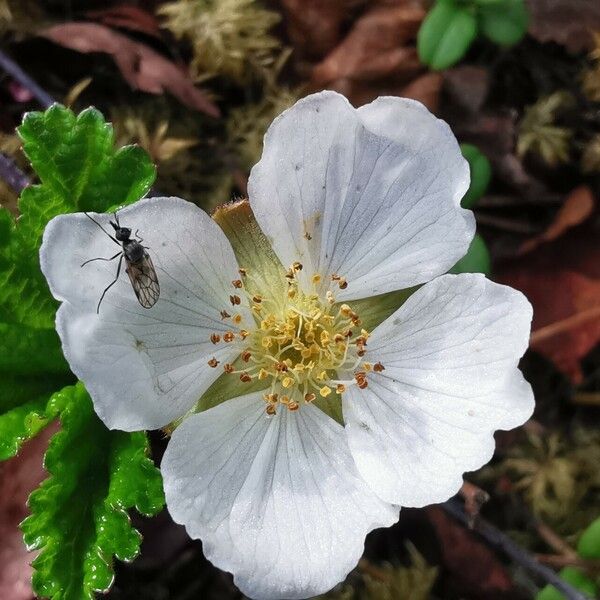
[125,252,160,308]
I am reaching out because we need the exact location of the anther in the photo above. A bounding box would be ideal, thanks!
[374,362,385,372]
[288,401,299,411]
[240,372,252,383]
[220,310,231,319]
[340,304,352,317]
[208,357,219,368]
[210,333,221,344]
[336,384,346,394]
[266,404,277,416]
[230,294,241,306]
[252,295,263,303]
[338,278,348,290]
[232,279,243,289]
[312,274,322,285]
[326,290,335,304]
[233,314,242,325]
[223,332,235,343]
[223,363,234,373]
[241,350,252,362]
[292,261,303,271]
[319,385,332,397]
[304,392,316,403]
[238,268,247,277]
[239,329,249,339]
[354,372,368,389]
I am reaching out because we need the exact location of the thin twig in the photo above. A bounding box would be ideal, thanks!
[572,392,600,407]
[0,153,30,194]
[442,498,593,600]
[530,306,600,345]
[536,521,577,558]
[536,554,600,575]
[476,213,540,234]
[0,48,54,108]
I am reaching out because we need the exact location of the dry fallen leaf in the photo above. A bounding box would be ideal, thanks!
[85,6,163,39]
[279,0,364,63]
[311,4,425,85]
[39,23,220,117]
[443,66,489,115]
[308,1,436,109]
[0,425,57,600]
[526,0,600,53]
[498,225,600,383]
[519,186,595,254]
[426,507,514,597]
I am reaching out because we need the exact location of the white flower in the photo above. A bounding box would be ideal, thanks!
[40,91,534,600]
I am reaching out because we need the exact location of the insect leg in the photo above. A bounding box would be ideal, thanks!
[81,251,121,268]
[96,254,124,314]
[84,212,120,245]
[134,229,144,243]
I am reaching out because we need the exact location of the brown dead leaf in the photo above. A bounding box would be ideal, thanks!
[278,0,365,62]
[308,1,433,108]
[526,0,600,53]
[426,507,514,597]
[497,225,600,383]
[311,4,425,85]
[400,72,443,112]
[39,23,220,117]
[519,186,595,254]
[0,425,57,600]
[443,66,489,115]
[86,6,163,39]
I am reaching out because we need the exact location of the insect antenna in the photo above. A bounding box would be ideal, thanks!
[84,212,120,245]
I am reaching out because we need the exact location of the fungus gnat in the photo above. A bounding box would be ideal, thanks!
[82,211,160,313]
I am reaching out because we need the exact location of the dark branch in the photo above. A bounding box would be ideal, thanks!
[0,152,29,194]
[0,48,54,108]
[442,498,593,600]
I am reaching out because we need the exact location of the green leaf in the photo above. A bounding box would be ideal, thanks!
[460,143,492,209]
[577,517,600,559]
[0,104,156,459]
[479,0,528,46]
[0,323,68,375]
[450,233,491,275]
[0,320,73,460]
[417,0,478,71]
[0,105,156,328]
[535,567,598,600]
[0,374,72,461]
[21,383,165,600]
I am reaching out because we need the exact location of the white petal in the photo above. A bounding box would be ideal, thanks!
[248,91,473,300]
[162,394,399,600]
[40,197,250,431]
[344,273,534,507]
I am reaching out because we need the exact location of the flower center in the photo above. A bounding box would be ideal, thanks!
[207,263,384,415]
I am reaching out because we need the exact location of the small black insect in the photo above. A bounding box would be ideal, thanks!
[82,211,160,313]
